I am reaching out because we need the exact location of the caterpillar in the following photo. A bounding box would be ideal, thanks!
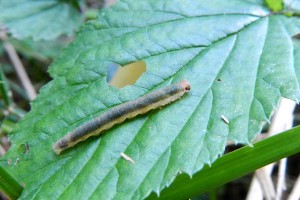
[53,80,190,154]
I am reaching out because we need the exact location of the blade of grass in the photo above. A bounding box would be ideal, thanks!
[148,125,300,200]
[0,166,23,200]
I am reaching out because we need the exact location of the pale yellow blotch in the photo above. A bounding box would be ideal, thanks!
[109,61,146,88]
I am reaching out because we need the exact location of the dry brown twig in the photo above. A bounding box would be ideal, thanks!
[0,27,36,100]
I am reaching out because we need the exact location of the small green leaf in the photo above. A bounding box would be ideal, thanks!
[264,0,283,11]
[1,1,300,199]
[0,0,83,40]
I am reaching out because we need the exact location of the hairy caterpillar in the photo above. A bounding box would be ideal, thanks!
[53,80,190,154]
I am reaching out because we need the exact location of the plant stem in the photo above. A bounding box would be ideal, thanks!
[0,166,23,199]
[0,66,12,106]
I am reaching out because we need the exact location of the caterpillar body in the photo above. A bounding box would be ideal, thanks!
[53,80,190,154]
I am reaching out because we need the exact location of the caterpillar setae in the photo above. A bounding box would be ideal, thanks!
[53,80,190,154]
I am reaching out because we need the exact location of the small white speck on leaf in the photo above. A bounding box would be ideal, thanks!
[120,152,135,164]
[221,115,229,124]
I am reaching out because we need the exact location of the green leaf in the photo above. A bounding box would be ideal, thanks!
[284,0,300,16]
[0,0,83,40]
[9,37,69,61]
[1,1,300,199]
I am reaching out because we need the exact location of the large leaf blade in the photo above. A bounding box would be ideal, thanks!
[1,1,300,199]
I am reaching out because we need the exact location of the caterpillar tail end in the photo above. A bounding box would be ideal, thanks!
[52,142,62,155]
[53,138,70,154]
